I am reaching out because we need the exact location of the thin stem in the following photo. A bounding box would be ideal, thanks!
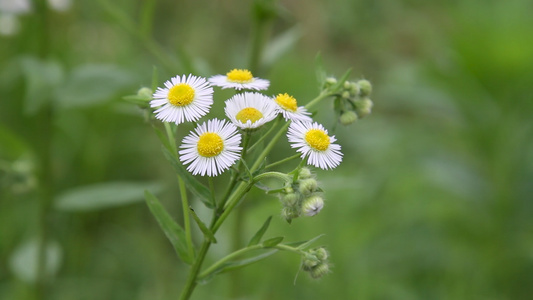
[304,90,332,110]
[247,118,280,153]
[213,181,254,233]
[179,239,212,300]
[265,154,301,169]
[250,122,290,172]
[219,133,251,211]
[199,244,263,279]
[208,177,216,206]
[179,176,195,260]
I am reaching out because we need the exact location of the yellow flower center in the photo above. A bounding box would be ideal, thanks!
[235,107,263,124]
[305,129,330,151]
[168,84,195,106]
[274,93,298,112]
[226,69,253,83]
[197,132,224,157]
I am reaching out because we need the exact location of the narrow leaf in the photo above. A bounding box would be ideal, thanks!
[162,148,215,208]
[199,250,278,283]
[151,66,159,92]
[248,216,272,246]
[189,207,217,243]
[144,191,193,264]
[315,52,326,88]
[152,125,172,153]
[240,158,253,181]
[262,236,284,248]
[331,68,353,91]
[293,234,325,250]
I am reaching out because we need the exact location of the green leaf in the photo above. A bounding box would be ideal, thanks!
[54,64,135,109]
[54,181,163,211]
[144,191,193,264]
[240,158,253,181]
[189,207,217,243]
[331,68,353,92]
[199,250,278,283]
[152,125,172,154]
[262,26,302,68]
[248,216,272,246]
[20,57,64,115]
[315,52,326,89]
[151,66,159,92]
[8,238,62,284]
[262,236,284,248]
[162,148,215,208]
[289,234,325,250]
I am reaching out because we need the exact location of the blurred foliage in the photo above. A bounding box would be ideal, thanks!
[1,0,533,299]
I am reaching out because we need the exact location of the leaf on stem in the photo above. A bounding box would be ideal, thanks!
[248,216,272,246]
[199,250,278,283]
[162,147,215,208]
[331,68,353,92]
[262,236,284,248]
[287,234,325,250]
[189,207,217,243]
[315,52,326,89]
[144,190,193,264]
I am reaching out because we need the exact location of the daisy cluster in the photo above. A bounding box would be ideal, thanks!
[149,69,344,177]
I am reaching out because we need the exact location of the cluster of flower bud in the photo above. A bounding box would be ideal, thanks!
[331,78,374,126]
[301,247,330,279]
[279,168,325,223]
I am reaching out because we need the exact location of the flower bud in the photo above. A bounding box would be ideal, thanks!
[302,253,320,271]
[314,247,328,260]
[325,77,337,87]
[282,192,299,206]
[309,262,330,279]
[355,98,373,118]
[298,167,313,180]
[341,91,351,99]
[284,186,294,194]
[357,79,372,97]
[339,110,358,125]
[298,178,318,196]
[302,195,324,216]
[343,80,352,90]
[137,87,153,101]
[281,206,300,223]
[349,82,360,96]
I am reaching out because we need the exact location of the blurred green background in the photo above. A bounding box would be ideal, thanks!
[2,0,533,299]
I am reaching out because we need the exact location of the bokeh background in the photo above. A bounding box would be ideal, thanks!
[2,0,533,299]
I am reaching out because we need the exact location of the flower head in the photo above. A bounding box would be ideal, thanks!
[209,69,269,91]
[272,93,312,122]
[287,121,342,170]
[150,74,213,124]
[225,92,278,129]
[179,119,242,176]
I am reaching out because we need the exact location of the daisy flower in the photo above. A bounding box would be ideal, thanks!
[225,92,278,129]
[208,69,269,91]
[287,121,343,170]
[150,74,213,124]
[272,93,312,122]
[179,119,242,176]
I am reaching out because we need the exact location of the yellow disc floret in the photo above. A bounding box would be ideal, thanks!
[168,84,195,106]
[275,93,298,112]
[305,129,330,151]
[226,69,254,83]
[197,132,224,157]
[235,107,263,124]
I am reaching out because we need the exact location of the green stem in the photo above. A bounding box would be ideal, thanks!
[265,154,301,169]
[179,176,195,260]
[179,239,212,300]
[247,118,280,153]
[304,91,332,110]
[213,181,254,233]
[218,133,251,211]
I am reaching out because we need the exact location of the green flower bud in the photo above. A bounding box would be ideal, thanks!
[355,98,373,118]
[343,81,352,90]
[349,82,360,96]
[357,79,372,97]
[281,206,300,223]
[284,186,294,194]
[314,247,329,260]
[309,262,330,279]
[302,253,320,271]
[137,87,153,101]
[298,178,318,196]
[302,195,324,216]
[298,167,313,180]
[341,91,351,99]
[282,192,299,206]
[325,77,337,87]
[339,110,358,125]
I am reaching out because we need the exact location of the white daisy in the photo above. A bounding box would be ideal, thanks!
[179,119,242,176]
[150,74,213,124]
[225,92,278,129]
[208,69,269,91]
[272,93,312,122]
[287,121,343,170]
